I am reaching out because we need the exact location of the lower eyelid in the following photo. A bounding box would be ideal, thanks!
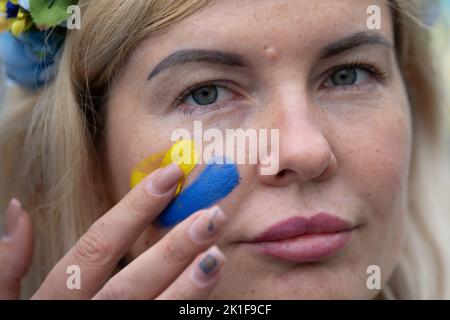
[178,97,248,116]
[319,79,378,93]
[179,104,220,117]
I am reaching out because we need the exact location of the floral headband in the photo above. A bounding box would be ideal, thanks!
[0,0,78,89]
[0,1,442,91]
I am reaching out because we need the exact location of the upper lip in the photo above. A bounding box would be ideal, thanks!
[247,212,354,243]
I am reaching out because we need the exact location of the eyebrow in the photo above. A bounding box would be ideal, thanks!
[148,49,245,80]
[319,31,393,59]
[147,31,392,80]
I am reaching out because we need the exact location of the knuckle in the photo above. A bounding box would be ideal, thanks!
[73,227,114,267]
[99,281,136,300]
[121,195,146,219]
[163,288,192,300]
[161,239,189,265]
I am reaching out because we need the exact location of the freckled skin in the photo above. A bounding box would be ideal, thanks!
[103,0,411,299]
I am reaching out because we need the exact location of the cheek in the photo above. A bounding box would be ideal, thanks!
[323,101,411,294]
[338,101,411,277]
[104,120,143,200]
[338,101,412,217]
[104,112,164,201]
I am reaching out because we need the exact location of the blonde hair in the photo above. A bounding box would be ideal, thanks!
[382,0,450,299]
[0,0,448,299]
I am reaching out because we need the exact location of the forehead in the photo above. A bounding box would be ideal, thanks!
[137,0,393,59]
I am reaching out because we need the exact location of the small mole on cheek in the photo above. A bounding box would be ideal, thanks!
[263,45,279,61]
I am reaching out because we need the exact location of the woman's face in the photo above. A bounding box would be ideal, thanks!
[103,0,411,299]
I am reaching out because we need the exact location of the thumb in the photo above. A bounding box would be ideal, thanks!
[0,198,34,300]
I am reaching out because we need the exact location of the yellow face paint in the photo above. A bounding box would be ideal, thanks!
[130,140,200,196]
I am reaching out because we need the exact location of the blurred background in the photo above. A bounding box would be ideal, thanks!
[437,0,450,124]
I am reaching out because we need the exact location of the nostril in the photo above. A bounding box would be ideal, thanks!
[277,169,288,178]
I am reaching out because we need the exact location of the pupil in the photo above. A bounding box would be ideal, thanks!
[332,69,357,85]
[192,86,218,105]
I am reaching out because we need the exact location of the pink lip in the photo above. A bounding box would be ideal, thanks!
[244,213,354,263]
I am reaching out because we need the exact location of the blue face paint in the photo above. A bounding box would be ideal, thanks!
[157,156,240,227]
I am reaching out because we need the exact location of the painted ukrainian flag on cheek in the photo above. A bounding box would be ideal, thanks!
[130,140,240,228]
[130,139,199,196]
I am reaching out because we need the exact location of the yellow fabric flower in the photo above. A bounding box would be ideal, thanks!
[0,17,8,33]
[0,0,10,33]
[0,0,7,12]
[0,1,32,36]
[10,8,31,36]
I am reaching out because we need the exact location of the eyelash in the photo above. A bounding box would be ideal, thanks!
[334,60,386,78]
[174,80,226,101]
[322,60,388,89]
[173,61,387,111]
[173,80,240,115]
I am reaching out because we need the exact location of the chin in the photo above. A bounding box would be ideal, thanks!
[209,276,379,299]
[207,245,388,299]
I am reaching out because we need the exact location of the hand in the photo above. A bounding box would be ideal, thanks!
[0,198,34,299]
[2,163,228,299]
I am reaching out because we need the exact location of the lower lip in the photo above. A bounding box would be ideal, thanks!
[244,231,352,263]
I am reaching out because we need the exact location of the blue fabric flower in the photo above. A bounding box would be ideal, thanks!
[5,1,19,18]
[0,0,75,90]
[0,27,65,89]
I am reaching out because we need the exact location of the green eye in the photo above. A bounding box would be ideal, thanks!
[327,67,370,86]
[189,86,219,105]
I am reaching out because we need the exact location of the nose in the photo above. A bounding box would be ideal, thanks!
[257,105,337,187]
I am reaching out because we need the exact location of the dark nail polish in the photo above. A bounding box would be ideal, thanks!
[199,254,218,275]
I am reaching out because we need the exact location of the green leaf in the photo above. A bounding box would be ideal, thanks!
[29,0,77,27]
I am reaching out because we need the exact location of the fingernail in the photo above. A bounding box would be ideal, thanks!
[146,163,183,195]
[191,246,225,286]
[2,198,22,241]
[188,206,227,243]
